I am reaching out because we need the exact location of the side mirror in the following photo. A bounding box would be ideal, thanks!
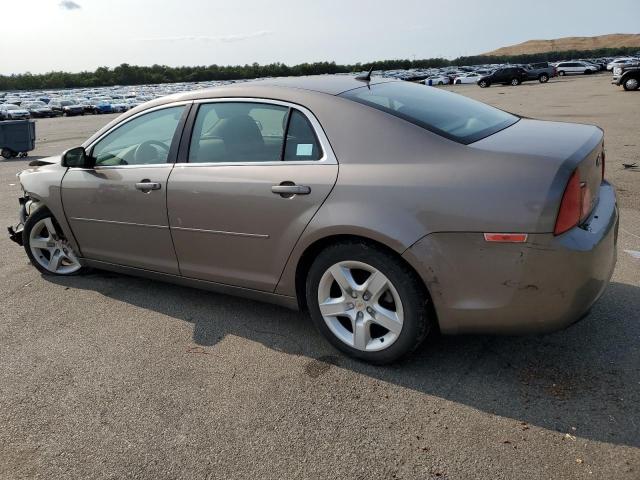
[61,146,94,168]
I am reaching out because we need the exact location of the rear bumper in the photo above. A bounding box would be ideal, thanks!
[404,182,618,335]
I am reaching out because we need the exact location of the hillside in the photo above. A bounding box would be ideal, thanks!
[483,33,640,56]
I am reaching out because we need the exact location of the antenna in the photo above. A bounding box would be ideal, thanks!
[355,65,374,82]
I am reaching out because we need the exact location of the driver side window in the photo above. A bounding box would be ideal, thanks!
[91,106,185,166]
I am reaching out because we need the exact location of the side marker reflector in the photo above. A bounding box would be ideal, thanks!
[484,233,528,243]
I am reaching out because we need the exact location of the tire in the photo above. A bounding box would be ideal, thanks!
[23,208,85,276]
[558,71,566,76]
[437,81,443,86]
[510,78,521,86]
[478,80,489,88]
[539,74,549,83]
[1,148,13,159]
[305,241,432,364]
[623,77,639,91]
[584,69,592,75]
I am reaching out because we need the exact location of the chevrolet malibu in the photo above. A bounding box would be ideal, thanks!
[8,76,618,364]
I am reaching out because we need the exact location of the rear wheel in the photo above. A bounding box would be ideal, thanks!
[623,77,639,91]
[306,242,432,364]
[558,70,566,76]
[478,80,489,88]
[539,74,549,83]
[1,148,15,159]
[510,78,521,86]
[584,69,592,75]
[23,208,84,276]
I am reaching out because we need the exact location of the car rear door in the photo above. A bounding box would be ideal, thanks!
[167,99,338,292]
[61,103,191,274]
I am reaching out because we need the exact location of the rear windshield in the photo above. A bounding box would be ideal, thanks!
[339,81,518,144]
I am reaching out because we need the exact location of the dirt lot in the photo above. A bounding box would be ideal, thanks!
[0,74,638,479]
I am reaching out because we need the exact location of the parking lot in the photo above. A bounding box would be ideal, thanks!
[0,74,638,479]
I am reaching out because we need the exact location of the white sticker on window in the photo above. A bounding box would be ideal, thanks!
[296,144,313,156]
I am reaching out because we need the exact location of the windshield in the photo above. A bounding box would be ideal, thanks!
[340,81,518,144]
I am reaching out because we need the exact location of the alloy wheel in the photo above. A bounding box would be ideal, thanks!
[29,217,82,274]
[317,261,404,352]
[624,78,639,91]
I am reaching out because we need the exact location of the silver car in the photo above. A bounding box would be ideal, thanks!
[8,76,618,364]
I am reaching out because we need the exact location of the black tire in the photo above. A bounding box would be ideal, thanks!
[558,70,566,76]
[478,80,490,88]
[23,208,86,276]
[1,148,13,159]
[305,241,432,364]
[623,77,639,91]
[510,78,521,86]
[584,69,592,75]
[539,74,549,83]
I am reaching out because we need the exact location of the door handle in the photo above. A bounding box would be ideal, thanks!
[135,180,162,192]
[271,183,311,197]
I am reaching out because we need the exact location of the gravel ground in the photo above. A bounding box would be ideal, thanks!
[0,74,638,480]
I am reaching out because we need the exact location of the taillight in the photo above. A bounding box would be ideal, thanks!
[554,170,582,235]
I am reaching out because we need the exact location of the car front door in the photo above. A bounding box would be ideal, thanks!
[167,100,339,292]
[61,103,190,274]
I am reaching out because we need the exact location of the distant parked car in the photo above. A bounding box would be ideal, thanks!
[477,67,529,87]
[612,61,640,91]
[453,72,483,84]
[524,62,556,83]
[555,61,599,76]
[23,101,56,118]
[424,75,450,86]
[91,99,114,115]
[49,99,85,117]
[110,99,129,113]
[606,58,637,71]
[0,104,31,120]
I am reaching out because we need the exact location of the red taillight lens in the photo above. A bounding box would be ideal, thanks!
[554,170,582,235]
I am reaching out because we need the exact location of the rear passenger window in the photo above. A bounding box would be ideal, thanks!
[284,110,322,161]
[189,102,287,163]
[189,102,323,163]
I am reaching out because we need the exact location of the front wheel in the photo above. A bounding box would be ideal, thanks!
[306,242,432,364]
[510,78,521,86]
[23,208,84,276]
[558,70,566,76]
[584,69,592,75]
[478,80,489,88]
[623,77,639,91]
[539,74,549,83]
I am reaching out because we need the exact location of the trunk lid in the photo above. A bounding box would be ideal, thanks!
[471,118,604,231]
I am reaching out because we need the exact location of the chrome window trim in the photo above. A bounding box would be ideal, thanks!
[183,97,338,166]
[81,101,193,167]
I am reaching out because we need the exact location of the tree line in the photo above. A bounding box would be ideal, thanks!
[1,47,637,91]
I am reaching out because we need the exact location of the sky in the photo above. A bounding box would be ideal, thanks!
[0,0,639,75]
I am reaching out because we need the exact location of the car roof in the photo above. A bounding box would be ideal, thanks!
[156,75,397,104]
